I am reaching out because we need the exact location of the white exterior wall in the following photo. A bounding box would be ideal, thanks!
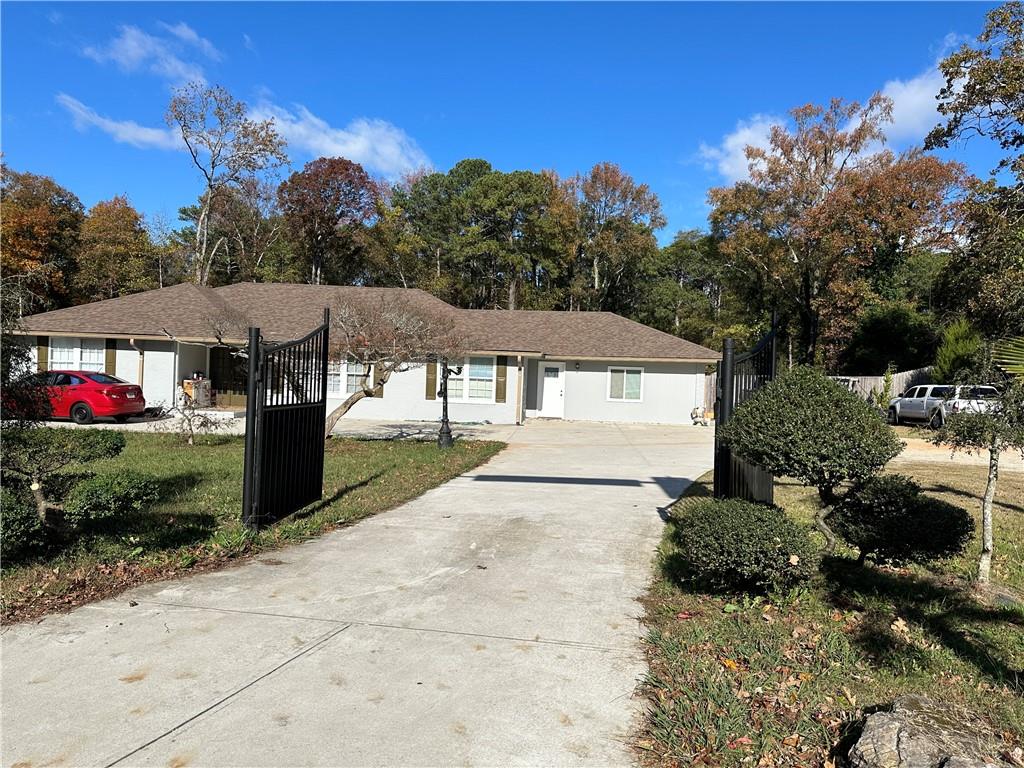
[329,362,521,425]
[135,341,177,409]
[527,358,705,426]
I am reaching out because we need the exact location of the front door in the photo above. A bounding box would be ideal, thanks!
[538,362,565,418]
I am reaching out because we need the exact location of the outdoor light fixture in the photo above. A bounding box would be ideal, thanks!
[437,359,463,448]
[574,362,581,371]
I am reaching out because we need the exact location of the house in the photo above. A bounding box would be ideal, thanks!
[17,282,719,426]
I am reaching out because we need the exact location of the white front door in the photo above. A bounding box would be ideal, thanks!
[538,362,565,418]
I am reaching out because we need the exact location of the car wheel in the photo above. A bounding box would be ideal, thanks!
[888,407,899,425]
[70,402,94,425]
[929,410,944,430]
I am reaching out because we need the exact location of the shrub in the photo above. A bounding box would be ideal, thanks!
[1,484,46,561]
[933,318,982,383]
[720,366,903,505]
[829,474,974,565]
[672,498,816,592]
[64,471,159,529]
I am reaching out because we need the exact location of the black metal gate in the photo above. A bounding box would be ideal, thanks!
[242,309,330,528]
[713,319,778,503]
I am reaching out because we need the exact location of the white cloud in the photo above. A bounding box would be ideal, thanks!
[82,24,210,84]
[158,22,223,62]
[243,33,256,53]
[56,93,181,150]
[698,114,782,183]
[55,93,430,178]
[251,102,431,178]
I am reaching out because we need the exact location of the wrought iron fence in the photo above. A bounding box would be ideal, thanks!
[242,309,330,528]
[713,320,778,503]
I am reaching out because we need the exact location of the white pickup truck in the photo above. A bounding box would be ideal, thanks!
[888,384,999,428]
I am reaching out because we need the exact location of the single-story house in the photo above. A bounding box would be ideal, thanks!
[17,282,719,426]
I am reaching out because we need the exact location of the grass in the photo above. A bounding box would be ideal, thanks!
[638,463,1024,767]
[1,432,504,623]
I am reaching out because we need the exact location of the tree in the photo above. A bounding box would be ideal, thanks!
[0,165,84,311]
[838,303,939,375]
[459,170,555,309]
[932,318,983,382]
[927,3,1024,339]
[277,157,378,285]
[74,196,157,302]
[2,429,127,532]
[926,1,1023,183]
[720,366,904,550]
[322,296,464,437]
[214,177,286,283]
[932,374,1024,584]
[166,83,288,286]
[709,97,963,366]
[559,163,665,312]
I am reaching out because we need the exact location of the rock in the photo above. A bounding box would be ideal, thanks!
[847,695,1004,768]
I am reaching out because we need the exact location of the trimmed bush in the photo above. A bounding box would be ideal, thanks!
[720,367,903,504]
[1,484,45,561]
[829,474,974,565]
[64,471,159,529]
[672,498,816,592]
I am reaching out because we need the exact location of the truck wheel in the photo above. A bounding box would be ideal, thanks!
[888,407,899,425]
[930,410,944,429]
[70,402,94,425]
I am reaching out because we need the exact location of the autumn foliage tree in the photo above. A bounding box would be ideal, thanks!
[74,196,157,303]
[278,157,379,285]
[709,96,964,365]
[0,165,84,312]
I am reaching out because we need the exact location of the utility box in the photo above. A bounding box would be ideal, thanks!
[182,378,212,407]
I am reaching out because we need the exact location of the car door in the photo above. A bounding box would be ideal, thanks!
[48,373,71,417]
[901,386,926,420]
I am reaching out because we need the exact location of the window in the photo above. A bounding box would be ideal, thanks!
[80,338,105,372]
[929,386,953,398]
[49,337,75,369]
[441,357,495,402]
[327,360,374,397]
[48,337,107,372]
[88,373,126,384]
[608,367,643,402]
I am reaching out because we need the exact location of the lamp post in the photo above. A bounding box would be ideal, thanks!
[437,358,462,448]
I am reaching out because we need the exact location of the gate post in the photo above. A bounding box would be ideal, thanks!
[713,337,735,498]
[242,325,261,529]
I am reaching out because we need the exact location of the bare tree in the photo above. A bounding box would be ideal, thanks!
[323,297,464,437]
[166,83,288,286]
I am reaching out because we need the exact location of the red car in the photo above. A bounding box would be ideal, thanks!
[26,370,146,424]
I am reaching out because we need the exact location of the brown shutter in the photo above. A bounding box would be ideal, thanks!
[495,356,508,403]
[104,339,117,375]
[371,366,385,398]
[36,336,49,372]
[425,360,437,400]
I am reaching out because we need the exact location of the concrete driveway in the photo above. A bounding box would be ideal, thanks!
[1,421,714,768]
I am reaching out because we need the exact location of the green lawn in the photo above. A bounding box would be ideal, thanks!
[638,464,1024,767]
[1,433,504,623]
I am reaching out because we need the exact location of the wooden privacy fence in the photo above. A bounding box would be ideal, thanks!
[705,366,933,411]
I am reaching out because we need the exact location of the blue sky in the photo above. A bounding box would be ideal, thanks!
[1,2,1003,243]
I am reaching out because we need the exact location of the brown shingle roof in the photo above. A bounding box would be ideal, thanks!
[18,283,248,342]
[455,309,719,361]
[19,283,719,361]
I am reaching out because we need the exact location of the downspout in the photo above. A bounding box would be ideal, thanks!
[129,338,145,391]
[515,355,525,425]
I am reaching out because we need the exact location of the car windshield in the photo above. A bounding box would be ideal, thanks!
[87,373,126,384]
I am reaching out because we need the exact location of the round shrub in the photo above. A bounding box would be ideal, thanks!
[720,366,903,502]
[1,484,45,561]
[64,471,159,529]
[672,498,816,592]
[829,474,974,565]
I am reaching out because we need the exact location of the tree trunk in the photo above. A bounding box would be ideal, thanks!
[30,478,64,532]
[508,278,517,311]
[323,369,392,438]
[978,438,1000,584]
[816,486,839,552]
